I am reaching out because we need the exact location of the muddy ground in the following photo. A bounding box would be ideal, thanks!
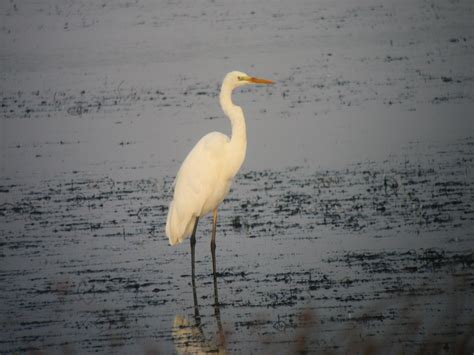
[1,0,474,353]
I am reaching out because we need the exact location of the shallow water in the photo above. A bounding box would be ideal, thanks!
[2,138,473,353]
[1,0,474,353]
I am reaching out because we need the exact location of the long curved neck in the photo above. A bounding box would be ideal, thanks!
[220,82,247,177]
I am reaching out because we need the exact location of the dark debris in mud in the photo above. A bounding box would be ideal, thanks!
[232,138,474,239]
[0,81,222,121]
[2,138,473,353]
[328,248,474,275]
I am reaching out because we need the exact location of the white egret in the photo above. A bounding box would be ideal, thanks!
[165,70,274,276]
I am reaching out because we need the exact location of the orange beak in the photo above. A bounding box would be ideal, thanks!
[247,76,275,84]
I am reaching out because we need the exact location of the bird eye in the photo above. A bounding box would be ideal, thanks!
[237,76,244,81]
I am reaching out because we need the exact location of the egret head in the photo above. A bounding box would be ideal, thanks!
[224,70,275,89]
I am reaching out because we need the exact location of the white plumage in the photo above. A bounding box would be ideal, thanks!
[165,71,274,247]
[166,132,234,245]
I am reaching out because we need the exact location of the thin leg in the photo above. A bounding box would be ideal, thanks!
[210,209,218,278]
[213,270,225,348]
[190,217,199,278]
[210,209,224,344]
[190,217,200,323]
[191,269,201,325]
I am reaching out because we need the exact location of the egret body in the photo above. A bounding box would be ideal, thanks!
[165,71,274,276]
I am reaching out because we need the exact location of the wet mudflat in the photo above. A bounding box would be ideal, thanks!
[1,0,474,353]
[1,138,474,353]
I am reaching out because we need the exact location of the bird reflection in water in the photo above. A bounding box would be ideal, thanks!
[173,271,226,354]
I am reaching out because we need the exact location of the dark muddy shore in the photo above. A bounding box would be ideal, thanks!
[1,0,474,353]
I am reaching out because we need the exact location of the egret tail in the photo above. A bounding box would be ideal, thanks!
[166,201,196,245]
